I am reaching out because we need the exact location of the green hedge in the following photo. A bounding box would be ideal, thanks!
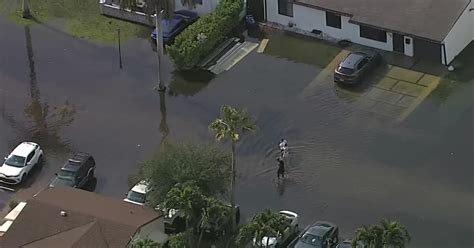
[167,0,244,70]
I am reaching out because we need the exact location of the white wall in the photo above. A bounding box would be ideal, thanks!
[134,218,168,244]
[174,0,220,15]
[266,2,394,51]
[442,2,473,64]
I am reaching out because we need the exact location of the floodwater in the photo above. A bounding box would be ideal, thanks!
[0,16,473,247]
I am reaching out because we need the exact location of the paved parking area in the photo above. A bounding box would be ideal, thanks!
[301,50,443,121]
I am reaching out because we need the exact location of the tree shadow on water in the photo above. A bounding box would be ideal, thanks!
[168,69,215,97]
[1,25,76,154]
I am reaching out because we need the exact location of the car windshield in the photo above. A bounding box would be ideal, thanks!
[338,66,354,75]
[127,190,146,203]
[5,155,26,168]
[299,233,323,246]
[58,169,75,180]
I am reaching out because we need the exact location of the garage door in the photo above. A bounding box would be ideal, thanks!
[414,38,442,63]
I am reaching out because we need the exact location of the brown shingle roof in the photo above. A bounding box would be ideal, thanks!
[0,187,161,248]
[295,0,471,42]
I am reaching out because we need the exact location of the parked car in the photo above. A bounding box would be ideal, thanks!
[253,210,299,247]
[123,180,150,206]
[0,142,43,185]
[49,152,95,188]
[334,50,381,84]
[151,10,199,44]
[290,221,339,248]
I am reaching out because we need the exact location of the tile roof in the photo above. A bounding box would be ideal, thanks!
[295,0,471,42]
[0,187,161,248]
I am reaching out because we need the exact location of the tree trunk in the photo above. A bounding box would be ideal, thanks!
[230,141,236,232]
[155,8,166,91]
[197,228,205,248]
[22,0,31,18]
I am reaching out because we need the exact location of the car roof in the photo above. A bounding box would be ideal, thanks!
[131,180,149,194]
[62,152,92,171]
[340,53,365,69]
[307,221,336,236]
[11,142,38,156]
[174,10,198,18]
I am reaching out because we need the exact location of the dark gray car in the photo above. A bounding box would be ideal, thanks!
[290,221,339,248]
[49,152,95,189]
[334,50,381,84]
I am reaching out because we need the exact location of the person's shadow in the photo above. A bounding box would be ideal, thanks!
[277,180,285,196]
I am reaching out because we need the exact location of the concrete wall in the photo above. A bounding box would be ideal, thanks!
[99,3,154,26]
[442,2,473,64]
[174,0,220,15]
[266,2,394,52]
[134,218,168,244]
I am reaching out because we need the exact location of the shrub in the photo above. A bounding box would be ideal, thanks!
[167,0,244,70]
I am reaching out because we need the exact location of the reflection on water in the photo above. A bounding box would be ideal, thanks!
[0,17,472,247]
[168,69,215,97]
[1,26,76,152]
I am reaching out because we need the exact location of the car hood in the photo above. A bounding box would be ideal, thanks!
[50,177,75,187]
[0,164,23,176]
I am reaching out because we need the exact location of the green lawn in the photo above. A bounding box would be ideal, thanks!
[264,31,341,68]
[0,0,148,43]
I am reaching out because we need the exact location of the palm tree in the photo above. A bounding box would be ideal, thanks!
[380,219,411,248]
[352,220,410,248]
[22,0,31,18]
[129,237,161,248]
[352,225,383,248]
[236,209,288,247]
[209,105,256,231]
[197,197,229,248]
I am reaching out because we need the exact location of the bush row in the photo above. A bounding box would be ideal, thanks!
[167,0,244,70]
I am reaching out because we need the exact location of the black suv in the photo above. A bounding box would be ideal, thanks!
[49,152,95,189]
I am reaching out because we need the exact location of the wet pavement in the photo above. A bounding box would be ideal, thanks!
[0,16,473,247]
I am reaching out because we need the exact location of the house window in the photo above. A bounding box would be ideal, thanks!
[326,12,341,29]
[359,25,387,42]
[278,0,293,17]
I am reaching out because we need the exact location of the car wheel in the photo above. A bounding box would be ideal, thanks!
[19,174,25,184]
[37,155,43,167]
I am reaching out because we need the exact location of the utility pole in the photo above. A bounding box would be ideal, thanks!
[117,28,122,69]
[155,8,166,92]
[22,0,31,19]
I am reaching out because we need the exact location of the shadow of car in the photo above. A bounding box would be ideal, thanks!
[334,50,382,85]
[151,10,199,45]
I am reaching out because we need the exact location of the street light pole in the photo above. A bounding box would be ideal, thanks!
[155,8,166,92]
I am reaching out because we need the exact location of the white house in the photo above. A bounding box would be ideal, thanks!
[174,0,220,15]
[264,0,473,65]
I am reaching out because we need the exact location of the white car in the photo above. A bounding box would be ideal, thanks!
[124,180,149,205]
[0,142,43,185]
[254,210,299,247]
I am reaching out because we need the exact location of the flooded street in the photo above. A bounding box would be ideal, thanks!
[0,15,473,248]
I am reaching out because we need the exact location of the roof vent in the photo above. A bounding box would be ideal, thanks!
[60,210,67,217]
